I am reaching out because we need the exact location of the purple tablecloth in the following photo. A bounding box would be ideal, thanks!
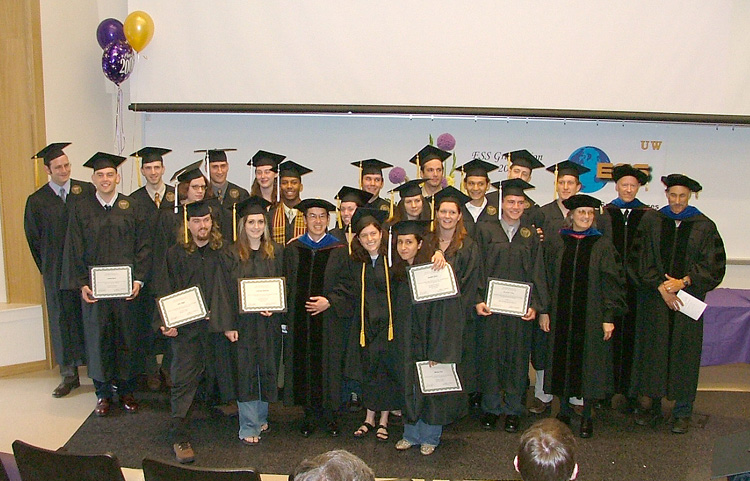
[701,288,750,366]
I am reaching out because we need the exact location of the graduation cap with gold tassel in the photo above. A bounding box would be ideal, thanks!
[32,143,71,189]
[545,160,590,201]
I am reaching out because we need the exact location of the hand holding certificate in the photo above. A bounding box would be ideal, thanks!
[407,263,460,303]
[89,265,133,299]
[486,278,533,317]
[158,286,208,329]
[239,277,287,313]
[416,361,463,394]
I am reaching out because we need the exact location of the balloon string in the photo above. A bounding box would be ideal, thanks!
[115,86,125,193]
[133,53,142,188]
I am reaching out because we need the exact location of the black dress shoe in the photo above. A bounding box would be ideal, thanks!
[556,413,571,426]
[634,409,662,426]
[504,415,520,433]
[94,398,111,417]
[671,417,689,434]
[480,412,499,430]
[300,421,315,437]
[579,417,593,438]
[469,392,482,409]
[120,393,139,413]
[327,421,339,437]
[52,376,80,398]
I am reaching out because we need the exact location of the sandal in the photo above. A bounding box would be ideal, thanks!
[261,423,270,434]
[354,422,375,438]
[376,424,389,442]
[241,436,260,446]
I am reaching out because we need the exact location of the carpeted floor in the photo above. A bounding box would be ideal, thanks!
[64,389,750,481]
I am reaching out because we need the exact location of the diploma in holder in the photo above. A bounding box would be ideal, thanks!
[239,277,287,313]
[158,286,208,329]
[89,265,133,299]
[407,263,460,304]
[486,278,533,317]
[416,361,463,394]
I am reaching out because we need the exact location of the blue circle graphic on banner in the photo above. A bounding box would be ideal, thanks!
[568,146,609,193]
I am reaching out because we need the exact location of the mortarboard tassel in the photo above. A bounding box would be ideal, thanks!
[33,155,40,189]
[384,260,393,342]
[358,162,363,190]
[387,225,393,267]
[183,205,189,244]
[416,153,420,179]
[135,154,142,187]
[388,190,394,221]
[360,264,366,347]
[553,165,559,201]
[276,175,280,203]
[507,152,512,173]
[460,170,466,194]
[232,203,237,242]
[336,199,343,229]
[430,196,435,232]
[347,222,352,255]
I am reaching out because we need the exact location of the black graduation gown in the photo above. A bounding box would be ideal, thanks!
[461,196,499,239]
[282,237,346,412]
[159,242,236,405]
[368,196,391,213]
[24,179,94,367]
[475,218,548,404]
[331,254,403,412]
[214,182,250,242]
[129,184,176,214]
[598,203,652,395]
[222,243,285,403]
[393,264,467,425]
[543,232,626,400]
[629,211,725,402]
[61,192,152,382]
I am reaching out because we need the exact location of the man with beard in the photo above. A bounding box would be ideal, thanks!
[197,148,250,242]
[630,174,725,434]
[269,161,312,245]
[61,152,151,417]
[351,159,393,212]
[158,200,233,463]
[283,198,346,437]
[24,142,94,397]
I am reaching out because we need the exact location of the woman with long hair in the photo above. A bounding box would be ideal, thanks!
[389,179,431,224]
[391,220,466,455]
[221,196,284,445]
[248,150,284,206]
[328,208,402,442]
[539,194,625,438]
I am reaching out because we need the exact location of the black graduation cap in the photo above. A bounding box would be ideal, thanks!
[612,164,651,185]
[503,150,545,170]
[235,195,272,218]
[130,147,171,166]
[546,160,591,178]
[562,194,602,210]
[457,158,499,179]
[171,159,205,183]
[501,178,535,198]
[335,186,373,206]
[661,173,702,193]
[193,148,237,163]
[83,152,127,171]
[295,198,336,214]
[392,220,431,237]
[711,430,750,479]
[351,207,389,234]
[248,150,285,171]
[351,159,393,177]
[33,142,71,165]
[278,160,312,179]
[408,145,451,166]
[184,199,212,218]
[433,185,471,207]
[390,179,427,199]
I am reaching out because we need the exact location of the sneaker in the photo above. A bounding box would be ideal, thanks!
[173,442,195,464]
[395,439,413,451]
[420,444,436,456]
[671,417,690,434]
[528,397,551,414]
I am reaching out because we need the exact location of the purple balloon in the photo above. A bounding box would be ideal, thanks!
[96,18,125,49]
[101,41,134,85]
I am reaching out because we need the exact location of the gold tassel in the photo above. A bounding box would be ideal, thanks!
[460,170,466,194]
[232,203,237,242]
[385,260,393,341]
[33,155,40,189]
[360,263,366,347]
[430,196,435,232]
[388,190,394,221]
[336,198,342,229]
[358,162,363,190]
[135,155,142,187]
[416,153,420,179]
[183,205,189,244]
[507,152,512,173]
[696,191,699,199]
[347,223,352,255]
[553,165,559,201]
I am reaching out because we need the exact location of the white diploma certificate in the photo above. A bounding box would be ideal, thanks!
[89,265,133,299]
[486,278,533,317]
[407,263,460,304]
[416,361,463,394]
[239,277,287,313]
[158,286,208,329]
[676,290,708,320]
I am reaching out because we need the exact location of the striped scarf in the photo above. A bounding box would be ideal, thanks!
[272,204,306,244]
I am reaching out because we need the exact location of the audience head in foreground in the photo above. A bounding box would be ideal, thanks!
[294,450,375,481]
[515,418,578,481]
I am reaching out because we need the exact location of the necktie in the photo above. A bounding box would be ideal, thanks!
[154,192,161,208]
[217,189,223,202]
[59,187,66,203]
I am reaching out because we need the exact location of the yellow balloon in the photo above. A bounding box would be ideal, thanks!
[123,11,154,52]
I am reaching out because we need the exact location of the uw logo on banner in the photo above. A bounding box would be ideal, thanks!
[640,140,663,150]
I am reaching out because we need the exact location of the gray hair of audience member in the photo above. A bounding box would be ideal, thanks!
[293,450,375,481]
[514,418,578,481]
